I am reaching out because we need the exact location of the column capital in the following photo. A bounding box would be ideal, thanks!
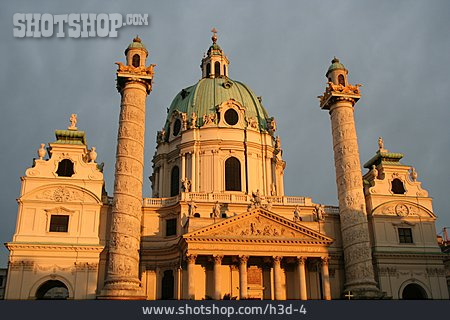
[321,256,330,266]
[212,254,224,264]
[238,255,249,264]
[272,256,282,264]
[186,254,197,264]
[296,256,307,265]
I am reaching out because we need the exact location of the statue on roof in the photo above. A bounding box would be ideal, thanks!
[68,114,78,130]
[378,136,384,150]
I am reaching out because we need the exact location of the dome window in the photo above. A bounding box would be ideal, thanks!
[225,157,241,191]
[173,119,181,136]
[206,63,211,77]
[338,74,345,86]
[224,109,239,126]
[391,178,406,194]
[132,54,140,67]
[214,61,221,77]
[170,166,180,197]
[56,159,74,177]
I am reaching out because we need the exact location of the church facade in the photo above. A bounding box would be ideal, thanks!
[3,33,449,300]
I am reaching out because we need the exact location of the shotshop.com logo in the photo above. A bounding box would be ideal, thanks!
[13,13,149,38]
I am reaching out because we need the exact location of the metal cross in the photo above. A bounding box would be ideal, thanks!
[344,291,354,300]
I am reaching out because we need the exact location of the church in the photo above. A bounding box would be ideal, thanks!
[3,32,449,300]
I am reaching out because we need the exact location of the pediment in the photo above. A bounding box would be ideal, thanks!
[371,200,435,218]
[184,208,334,245]
[21,184,101,204]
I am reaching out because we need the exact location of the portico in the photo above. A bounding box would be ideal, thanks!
[181,208,334,300]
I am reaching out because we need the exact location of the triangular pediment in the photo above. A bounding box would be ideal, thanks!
[184,208,334,245]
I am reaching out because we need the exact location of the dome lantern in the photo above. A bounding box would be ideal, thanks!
[201,28,230,78]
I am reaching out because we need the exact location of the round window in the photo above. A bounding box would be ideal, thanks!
[224,109,239,126]
[173,119,181,136]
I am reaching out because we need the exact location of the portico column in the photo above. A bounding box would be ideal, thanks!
[321,257,331,300]
[238,255,249,299]
[186,254,197,299]
[297,256,307,300]
[213,255,223,300]
[273,256,283,300]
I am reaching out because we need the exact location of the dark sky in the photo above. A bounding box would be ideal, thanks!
[1,0,449,267]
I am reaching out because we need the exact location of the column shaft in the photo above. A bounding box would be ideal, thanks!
[187,254,196,299]
[273,256,283,300]
[213,255,223,300]
[191,152,196,192]
[321,257,331,300]
[101,80,149,299]
[297,257,307,300]
[239,255,249,300]
[328,101,379,297]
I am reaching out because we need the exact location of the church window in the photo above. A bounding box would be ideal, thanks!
[49,215,69,232]
[132,54,140,67]
[56,159,74,177]
[215,61,221,76]
[170,166,180,196]
[173,119,181,136]
[166,218,177,236]
[224,108,239,126]
[225,157,241,191]
[398,228,413,243]
[206,63,211,77]
[193,213,200,218]
[391,178,406,194]
[338,74,345,86]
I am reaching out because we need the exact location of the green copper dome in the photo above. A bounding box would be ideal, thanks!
[164,77,270,133]
[125,36,148,55]
[326,57,346,76]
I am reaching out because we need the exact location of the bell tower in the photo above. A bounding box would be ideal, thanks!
[319,58,381,298]
[99,37,155,299]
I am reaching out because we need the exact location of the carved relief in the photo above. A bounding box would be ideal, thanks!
[202,113,216,126]
[210,215,298,239]
[35,186,84,202]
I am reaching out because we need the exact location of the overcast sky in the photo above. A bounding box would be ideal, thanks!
[0,0,449,267]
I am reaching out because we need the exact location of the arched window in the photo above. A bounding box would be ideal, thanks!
[170,166,180,197]
[193,213,201,218]
[402,283,427,299]
[214,61,221,77]
[338,74,345,86]
[206,63,211,77]
[391,178,406,194]
[56,159,74,177]
[225,157,241,191]
[173,119,181,136]
[36,280,69,300]
[132,54,140,67]
[161,270,174,299]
